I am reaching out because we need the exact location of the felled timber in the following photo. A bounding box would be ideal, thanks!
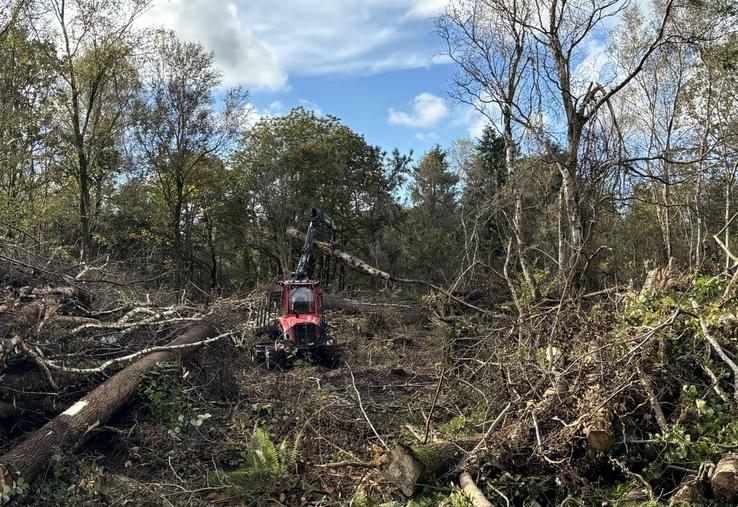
[286,227,490,314]
[0,324,215,491]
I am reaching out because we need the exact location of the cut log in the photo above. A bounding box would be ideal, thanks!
[0,324,215,492]
[711,454,738,501]
[583,407,613,451]
[459,471,493,507]
[379,438,480,497]
[580,382,614,451]
[669,474,703,506]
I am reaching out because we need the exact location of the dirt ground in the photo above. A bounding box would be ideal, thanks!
[13,292,454,506]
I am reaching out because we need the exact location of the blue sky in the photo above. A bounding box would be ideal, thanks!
[141,0,486,160]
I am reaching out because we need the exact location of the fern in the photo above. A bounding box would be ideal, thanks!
[281,426,303,471]
[351,489,369,507]
[216,425,302,491]
[252,427,282,476]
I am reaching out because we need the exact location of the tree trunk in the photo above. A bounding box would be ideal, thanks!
[504,116,537,300]
[559,164,584,276]
[558,185,566,279]
[0,324,215,490]
[206,215,218,289]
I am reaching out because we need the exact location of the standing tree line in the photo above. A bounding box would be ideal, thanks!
[0,0,737,301]
[439,0,738,304]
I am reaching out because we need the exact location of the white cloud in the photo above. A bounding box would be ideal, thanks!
[466,115,487,139]
[415,131,440,142]
[449,102,495,139]
[389,93,449,128]
[245,100,286,126]
[406,0,448,18]
[140,0,287,90]
[141,0,450,89]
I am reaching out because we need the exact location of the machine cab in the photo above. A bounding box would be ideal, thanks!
[275,281,327,347]
[285,283,317,315]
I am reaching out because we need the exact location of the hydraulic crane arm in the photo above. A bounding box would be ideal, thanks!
[291,208,338,281]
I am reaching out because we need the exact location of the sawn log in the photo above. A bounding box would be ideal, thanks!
[0,324,215,491]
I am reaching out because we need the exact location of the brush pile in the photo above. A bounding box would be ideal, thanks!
[1,241,738,506]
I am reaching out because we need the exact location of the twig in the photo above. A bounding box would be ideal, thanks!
[404,424,424,442]
[16,338,58,391]
[638,368,669,434]
[700,361,730,403]
[609,456,654,501]
[347,362,386,448]
[714,234,738,266]
[691,299,738,402]
[423,367,446,444]
[316,461,379,469]
[468,403,511,457]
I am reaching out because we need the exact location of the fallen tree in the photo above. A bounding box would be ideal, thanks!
[287,227,491,314]
[0,324,216,493]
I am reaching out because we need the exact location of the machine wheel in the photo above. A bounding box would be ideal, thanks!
[313,345,342,369]
[264,349,288,370]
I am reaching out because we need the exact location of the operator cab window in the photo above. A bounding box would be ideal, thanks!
[290,286,314,314]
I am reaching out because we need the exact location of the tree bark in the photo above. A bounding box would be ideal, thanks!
[0,324,215,490]
[712,454,738,501]
[459,471,493,507]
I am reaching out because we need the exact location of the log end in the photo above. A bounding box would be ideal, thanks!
[584,408,613,451]
[712,454,738,501]
[380,443,424,498]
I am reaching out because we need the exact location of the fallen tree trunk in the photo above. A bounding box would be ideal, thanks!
[0,324,215,492]
[286,227,490,314]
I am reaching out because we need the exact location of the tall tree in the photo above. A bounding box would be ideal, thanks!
[440,0,538,296]
[0,7,55,234]
[230,107,405,284]
[442,0,679,288]
[47,0,148,258]
[134,31,247,288]
[405,145,461,282]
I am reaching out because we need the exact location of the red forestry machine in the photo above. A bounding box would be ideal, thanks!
[251,209,342,369]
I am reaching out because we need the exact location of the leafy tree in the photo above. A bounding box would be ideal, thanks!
[133,30,247,288]
[229,107,406,285]
[0,10,56,236]
[405,145,460,282]
[47,0,148,258]
[410,144,458,214]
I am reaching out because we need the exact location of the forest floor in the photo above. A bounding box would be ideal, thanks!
[2,257,738,506]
